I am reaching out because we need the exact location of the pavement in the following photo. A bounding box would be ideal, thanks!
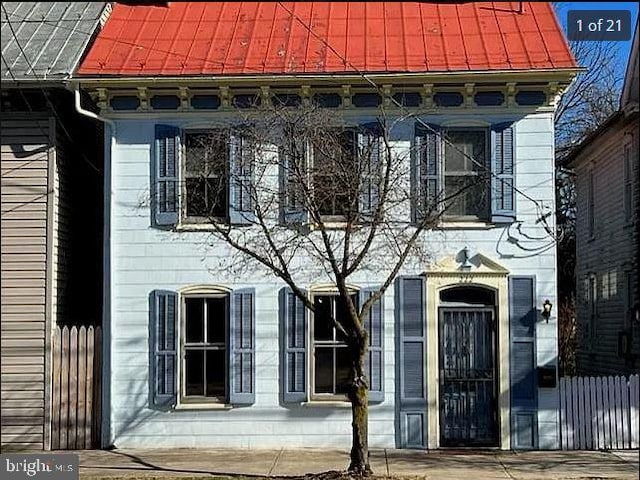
[71,448,639,479]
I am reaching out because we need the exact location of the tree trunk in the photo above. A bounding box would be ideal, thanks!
[348,341,371,475]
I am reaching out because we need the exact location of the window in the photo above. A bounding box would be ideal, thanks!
[181,295,227,402]
[588,274,597,347]
[442,129,490,220]
[184,130,228,220]
[587,169,595,238]
[312,129,359,218]
[623,141,633,223]
[624,271,633,328]
[312,293,357,398]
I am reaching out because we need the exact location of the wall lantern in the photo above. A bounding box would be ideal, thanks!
[541,299,553,322]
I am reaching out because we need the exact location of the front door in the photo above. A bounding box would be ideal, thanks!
[439,308,498,447]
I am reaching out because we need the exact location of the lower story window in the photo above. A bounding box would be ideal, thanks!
[312,293,357,397]
[182,295,227,402]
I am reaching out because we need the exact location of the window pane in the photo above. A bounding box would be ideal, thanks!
[185,298,204,343]
[314,347,334,393]
[444,176,489,218]
[445,130,486,172]
[185,132,228,176]
[312,129,357,216]
[186,178,207,217]
[335,347,352,394]
[185,349,205,396]
[206,297,226,344]
[335,295,357,342]
[314,296,333,341]
[206,349,226,397]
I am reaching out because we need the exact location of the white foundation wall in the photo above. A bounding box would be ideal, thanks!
[107,112,559,449]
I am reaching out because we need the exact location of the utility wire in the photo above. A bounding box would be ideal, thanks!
[276,1,559,242]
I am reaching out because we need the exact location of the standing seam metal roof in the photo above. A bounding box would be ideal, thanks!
[77,1,577,76]
[1,2,108,81]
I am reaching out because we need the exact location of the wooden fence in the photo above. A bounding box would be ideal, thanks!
[559,374,639,450]
[51,325,102,449]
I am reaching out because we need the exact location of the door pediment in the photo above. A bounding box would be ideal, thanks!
[426,250,510,276]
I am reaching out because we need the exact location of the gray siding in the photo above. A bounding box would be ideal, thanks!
[574,116,640,375]
[0,116,52,450]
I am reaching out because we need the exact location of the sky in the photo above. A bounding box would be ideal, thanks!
[553,2,639,78]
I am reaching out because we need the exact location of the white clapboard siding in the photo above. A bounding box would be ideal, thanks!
[559,374,639,450]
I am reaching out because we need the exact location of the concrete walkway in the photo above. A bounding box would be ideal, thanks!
[73,448,639,479]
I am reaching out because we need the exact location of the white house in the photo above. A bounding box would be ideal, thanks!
[75,1,578,450]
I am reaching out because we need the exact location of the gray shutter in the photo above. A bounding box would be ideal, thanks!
[150,290,178,407]
[413,124,440,223]
[360,287,384,403]
[280,137,308,224]
[154,125,180,226]
[509,276,538,449]
[395,276,427,448]
[358,123,383,221]
[491,123,516,223]
[229,288,255,405]
[280,287,307,402]
[229,133,255,225]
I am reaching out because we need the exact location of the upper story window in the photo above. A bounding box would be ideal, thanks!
[312,129,359,219]
[415,123,512,225]
[623,140,633,224]
[442,129,490,220]
[587,169,595,238]
[184,130,228,220]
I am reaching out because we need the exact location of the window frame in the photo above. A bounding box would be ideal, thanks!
[439,127,491,222]
[587,168,595,239]
[309,292,358,401]
[181,128,230,224]
[179,292,229,405]
[623,139,633,225]
[588,273,598,349]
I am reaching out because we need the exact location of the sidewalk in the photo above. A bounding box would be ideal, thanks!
[74,448,639,479]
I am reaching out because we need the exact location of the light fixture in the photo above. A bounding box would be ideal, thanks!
[460,246,473,270]
[541,299,553,322]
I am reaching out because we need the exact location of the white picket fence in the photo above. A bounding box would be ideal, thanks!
[559,374,639,450]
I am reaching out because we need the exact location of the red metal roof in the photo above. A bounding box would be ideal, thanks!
[77,2,577,76]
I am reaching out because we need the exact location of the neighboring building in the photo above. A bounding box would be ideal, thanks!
[76,2,578,450]
[1,2,107,450]
[566,22,640,376]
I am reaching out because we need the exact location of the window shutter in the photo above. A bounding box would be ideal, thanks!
[229,288,255,405]
[153,125,180,226]
[280,287,307,402]
[509,276,538,449]
[150,290,178,407]
[280,138,308,224]
[413,124,440,224]
[395,276,427,448]
[491,123,516,223]
[358,123,384,221]
[360,287,384,403]
[229,133,255,225]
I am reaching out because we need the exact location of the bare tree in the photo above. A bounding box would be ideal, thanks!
[183,103,485,474]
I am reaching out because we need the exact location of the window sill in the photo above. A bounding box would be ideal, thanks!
[302,400,352,408]
[437,221,495,230]
[174,403,233,411]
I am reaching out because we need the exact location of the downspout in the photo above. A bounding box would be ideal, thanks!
[68,81,114,448]
[70,82,114,129]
